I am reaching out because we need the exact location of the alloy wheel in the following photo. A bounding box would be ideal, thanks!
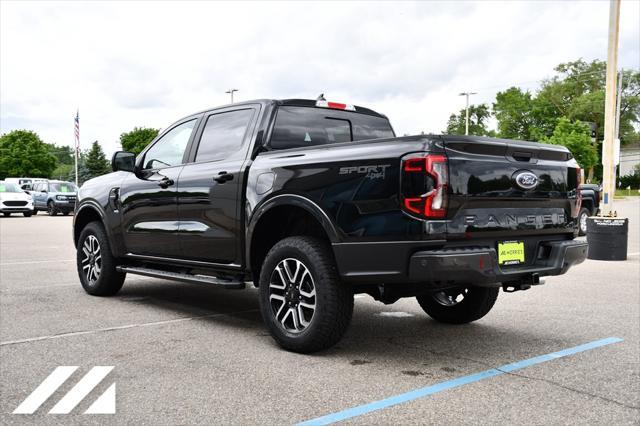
[268,258,316,333]
[81,235,102,285]
[580,211,588,234]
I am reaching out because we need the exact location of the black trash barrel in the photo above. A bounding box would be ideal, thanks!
[586,217,628,261]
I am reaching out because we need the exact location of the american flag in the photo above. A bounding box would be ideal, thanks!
[74,110,80,153]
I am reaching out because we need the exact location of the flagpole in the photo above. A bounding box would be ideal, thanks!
[74,110,79,187]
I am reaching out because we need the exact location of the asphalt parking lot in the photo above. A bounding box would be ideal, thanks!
[1,200,639,425]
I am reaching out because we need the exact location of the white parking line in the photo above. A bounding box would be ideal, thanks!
[0,259,74,266]
[0,309,259,346]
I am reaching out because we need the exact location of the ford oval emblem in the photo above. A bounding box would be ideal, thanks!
[513,170,538,190]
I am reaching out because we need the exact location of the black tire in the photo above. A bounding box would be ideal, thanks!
[23,212,32,217]
[3,212,10,217]
[416,286,499,324]
[258,236,353,353]
[47,201,57,216]
[578,207,589,236]
[62,211,70,216]
[76,221,125,296]
[32,209,37,215]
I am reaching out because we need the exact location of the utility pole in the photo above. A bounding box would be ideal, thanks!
[225,89,238,103]
[458,92,477,135]
[601,0,621,216]
[615,71,623,139]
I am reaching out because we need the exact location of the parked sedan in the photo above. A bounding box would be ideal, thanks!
[31,180,77,216]
[0,181,34,217]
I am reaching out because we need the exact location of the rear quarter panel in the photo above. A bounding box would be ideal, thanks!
[246,136,446,243]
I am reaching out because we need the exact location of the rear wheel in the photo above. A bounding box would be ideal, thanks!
[62,211,70,216]
[578,207,589,236]
[416,286,499,324]
[77,221,125,296]
[47,201,57,216]
[258,236,353,353]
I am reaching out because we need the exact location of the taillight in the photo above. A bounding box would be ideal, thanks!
[401,153,448,219]
[574,167,582,217]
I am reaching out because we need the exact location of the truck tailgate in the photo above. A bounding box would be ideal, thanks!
[442,136,580,240]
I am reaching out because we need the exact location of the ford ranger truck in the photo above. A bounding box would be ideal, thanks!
[73,99,588,353]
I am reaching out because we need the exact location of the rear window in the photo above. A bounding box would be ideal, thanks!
[270,106,394,150]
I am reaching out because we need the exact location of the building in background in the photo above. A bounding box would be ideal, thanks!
[619,143,640,177]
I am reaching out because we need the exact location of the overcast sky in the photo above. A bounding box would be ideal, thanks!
[1,1,638,156]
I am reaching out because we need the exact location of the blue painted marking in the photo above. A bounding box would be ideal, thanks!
[297,337,623,426]
[604,192,609,203]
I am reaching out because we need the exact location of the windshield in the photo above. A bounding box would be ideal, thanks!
[270,106,395,150]
[50,182,77,193]
[0,182,22,193]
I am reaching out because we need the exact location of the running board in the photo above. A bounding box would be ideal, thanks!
[116,266,245,289]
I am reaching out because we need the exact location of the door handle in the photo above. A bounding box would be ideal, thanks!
[158,178,174,188]
[214,171,234,184]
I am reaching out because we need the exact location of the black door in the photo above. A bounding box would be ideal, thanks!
[177,107,258,265]
[120,118,198,258]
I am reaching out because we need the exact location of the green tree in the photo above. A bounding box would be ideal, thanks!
[120,127,159,155]
[493,87,535,140]
[84,141,111,179]
[51,164,74,181]
[0,130,56,179]
[534,59,639,144]
[542,118,598,169]
[46,143,75,165]
[445,104,495,136]
[68,151,92,185]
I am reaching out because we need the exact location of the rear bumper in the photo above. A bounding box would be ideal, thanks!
[408,239,588,285]
[333,238,588,286]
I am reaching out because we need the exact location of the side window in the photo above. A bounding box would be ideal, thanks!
[195,109,254,162]
[143,120,196,170]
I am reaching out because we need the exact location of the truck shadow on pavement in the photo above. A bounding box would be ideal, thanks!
[114,278,562,366]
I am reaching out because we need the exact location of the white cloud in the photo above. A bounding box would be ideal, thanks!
[1,0,638,155]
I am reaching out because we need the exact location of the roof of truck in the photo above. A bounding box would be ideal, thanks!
[192,99,387,119]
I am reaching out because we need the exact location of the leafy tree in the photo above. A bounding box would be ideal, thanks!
[534,59,639,144]
[542,118,598,169]
[68,153,92,185]
[493,87,535,140]
[445,104,495,137]
[46,143,75,165]
[120,127,159,155]
[84,141,111,179]
[0,130,56,179]
[51,163,74,181]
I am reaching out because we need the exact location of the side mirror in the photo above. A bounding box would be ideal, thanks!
[112,151,136,172]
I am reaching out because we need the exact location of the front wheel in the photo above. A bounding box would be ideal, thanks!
[258,236,353,353]
[77,221,125,296]
[47,202,57,216]
[23,212,32,217]
[578,207,589,236]
[416,286,499,324]
[3,212,10,217]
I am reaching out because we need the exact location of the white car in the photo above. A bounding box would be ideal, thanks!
[0,181,34,217]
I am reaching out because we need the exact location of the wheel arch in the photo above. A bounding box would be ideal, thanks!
[246,194,340,283]
[73,202,106,248]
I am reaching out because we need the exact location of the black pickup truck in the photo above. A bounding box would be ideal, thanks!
[73,98,588,353]
[577,184,601,235]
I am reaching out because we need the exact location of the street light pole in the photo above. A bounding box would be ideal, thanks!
[459,92,477,135]
[225,89,238,104]
[601,0,621,216]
